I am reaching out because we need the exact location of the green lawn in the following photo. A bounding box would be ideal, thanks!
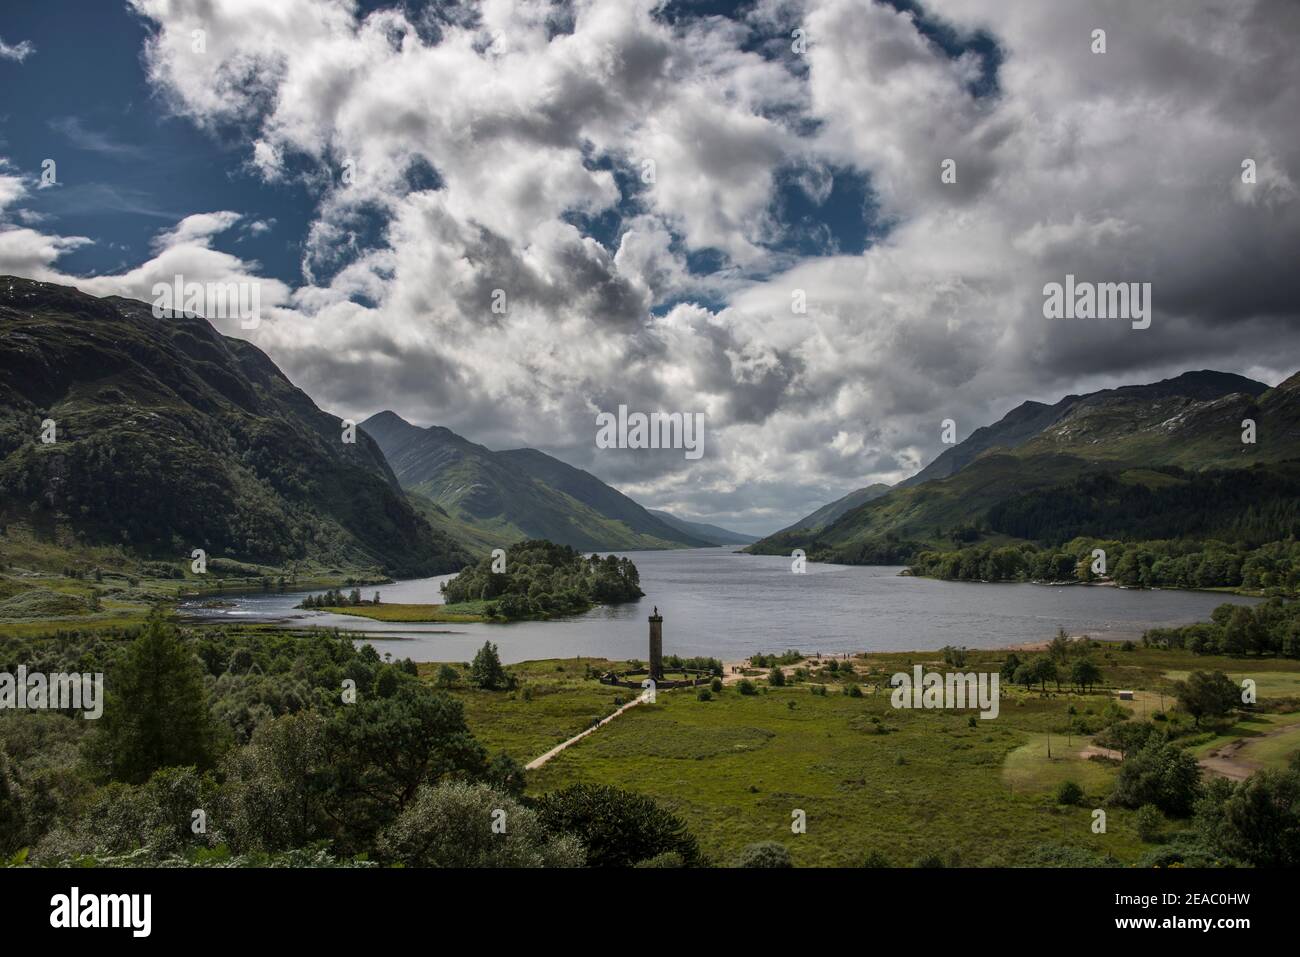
[1002,733,1118,798]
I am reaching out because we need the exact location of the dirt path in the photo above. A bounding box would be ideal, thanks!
[1078,744,1123,761]
[528,654,862,770]
[1198,721,1300,780]
[1200,731,1276,781]
[525,694,646,771]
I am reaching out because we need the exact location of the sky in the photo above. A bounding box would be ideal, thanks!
[1,0,1297,535]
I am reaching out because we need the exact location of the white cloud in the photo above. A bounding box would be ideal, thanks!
[1,0,1296,534]
[0,35,35,63]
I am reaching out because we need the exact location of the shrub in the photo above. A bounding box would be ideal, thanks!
[378,782,583,868]
[733,841,792,868]
[1136,804,1164,843]
[768,668,786,687]
[845,683,863,698]
[862,850,891,867]
[1055,780,1084,806]
[634,851,686,868]
[709,678,722,693]
[696,689,712,702]
[535,784,701,868]
[737,679,757,696]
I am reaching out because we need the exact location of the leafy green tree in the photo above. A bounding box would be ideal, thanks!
[324,684,488,848]
[1111,740,1202,816]
[35,766,215,862]
[1173,670,1239,727]
[1070,658,1103,693]
[217,711,330,853]
[94,616,218,784]
[470,641,510,690]
[999,653,1021,681]
[536,783,701,867]
[1032,657,1058,692]
[485,752,526,797]
[1196,770,1300,867]
[378,782,583,868]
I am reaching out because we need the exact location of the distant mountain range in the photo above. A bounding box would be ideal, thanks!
[361,411,749,551]
[748,369,1300,563]
[646,509,757,545]
[0,278,469,576]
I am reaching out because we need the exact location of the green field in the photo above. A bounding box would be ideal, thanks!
[424,645,1300,867]
[323,602,487,623]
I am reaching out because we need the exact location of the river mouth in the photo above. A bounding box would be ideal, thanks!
[179,547,1259,664]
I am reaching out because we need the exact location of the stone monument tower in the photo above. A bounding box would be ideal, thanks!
[648,606,663,680]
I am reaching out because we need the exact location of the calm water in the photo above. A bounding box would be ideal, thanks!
[179,548,1258,664]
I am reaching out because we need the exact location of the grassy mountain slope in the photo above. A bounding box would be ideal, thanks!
[361,411,705,551]
[776,483,892,535]
[0,277,469,577]
[749,370,1299,563]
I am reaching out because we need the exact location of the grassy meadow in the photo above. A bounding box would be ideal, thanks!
[428,646,1300,867]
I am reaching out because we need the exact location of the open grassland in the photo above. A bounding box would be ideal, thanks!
[0,526,404,637]
[323,601,487,623]
[524,679,1140,867]
[429,644,1300,867]
[419,658,640,759]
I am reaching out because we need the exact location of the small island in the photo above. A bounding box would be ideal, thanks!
[298,540,644,623]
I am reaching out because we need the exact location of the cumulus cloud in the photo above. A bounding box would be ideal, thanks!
[1,0,1297,534]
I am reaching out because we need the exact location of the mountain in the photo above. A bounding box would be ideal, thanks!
[895,370,1269,489]
[361,412,711,551]
[645,509,757,545]
[748,370,1299,563]
[776,484,892,534]
[0,277,469,576]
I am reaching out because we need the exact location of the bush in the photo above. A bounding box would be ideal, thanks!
[845,683,863,698]
[634,851,686,868]
[535,784,701,868]
[1136,804,1164,843]
[733,841,792,868]
[768,668,786,687]
[696,689,712,701]
[1195,769,1300,866]
[862,850,891,867]
[378,782,583,868]
[737,679,757,696]
[709,678,722,693]
[1111,740,1202,816]
[1055,780,1084,806]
